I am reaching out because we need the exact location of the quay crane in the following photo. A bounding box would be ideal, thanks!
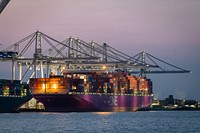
[0,1,190,82]
[0,0,190,79]
[0,31,190,83]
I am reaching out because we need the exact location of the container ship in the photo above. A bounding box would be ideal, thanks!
[30,70,153,112]
[0,79,32,113]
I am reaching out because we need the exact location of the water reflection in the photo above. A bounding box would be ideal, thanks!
[94,112,114,115]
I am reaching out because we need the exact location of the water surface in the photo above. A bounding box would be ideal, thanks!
[0,111,199,133]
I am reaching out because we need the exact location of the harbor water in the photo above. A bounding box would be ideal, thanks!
[0,111,200,133]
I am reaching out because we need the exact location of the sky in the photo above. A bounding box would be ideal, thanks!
[0,0,200,100]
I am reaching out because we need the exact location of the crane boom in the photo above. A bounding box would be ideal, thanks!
[0,0,10,14]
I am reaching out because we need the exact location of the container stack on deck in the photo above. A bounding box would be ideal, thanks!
[30,71,152,96]
[63,71,153,96]
[29,77,70,94]
[0,79,27,96]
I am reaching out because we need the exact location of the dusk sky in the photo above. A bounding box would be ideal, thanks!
[0,0,200,100]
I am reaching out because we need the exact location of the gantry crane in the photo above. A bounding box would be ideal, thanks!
[0,1,190,81]
[0,31,190,83]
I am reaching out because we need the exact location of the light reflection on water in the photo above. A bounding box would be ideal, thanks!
[94,112,114,115]
[0,111,200,133]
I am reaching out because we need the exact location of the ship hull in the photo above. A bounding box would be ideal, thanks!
[0,95,32,113]
[33,94,153,112]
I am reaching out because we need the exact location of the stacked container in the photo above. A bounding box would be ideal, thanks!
[30,77,70,94]
[0,79,25,96]
[40,71,154,96]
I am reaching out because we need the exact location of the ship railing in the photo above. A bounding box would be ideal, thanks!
[0,95,22,97]
[69,91,152,96]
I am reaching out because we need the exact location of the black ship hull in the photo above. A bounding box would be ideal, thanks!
[0,95,32,113]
